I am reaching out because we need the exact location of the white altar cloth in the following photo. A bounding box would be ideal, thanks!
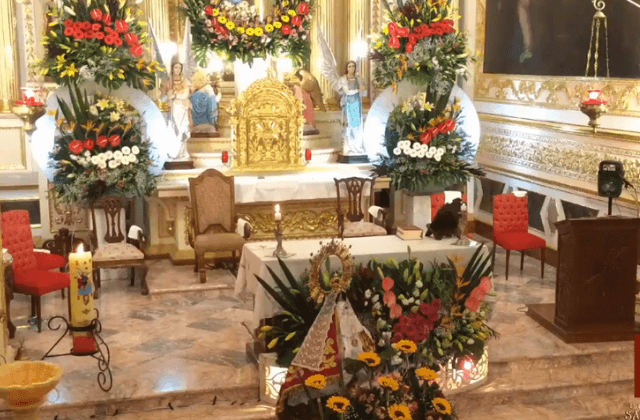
[235,236,487,325]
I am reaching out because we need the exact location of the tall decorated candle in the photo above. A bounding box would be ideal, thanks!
[69,244,95,337]
[274,204,282,222]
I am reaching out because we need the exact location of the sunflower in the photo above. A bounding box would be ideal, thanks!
[265,24,274,32]
[237,27,245,34]
[304,374,327,389]
[327,396,350,413]
[377,376,399,391]
[432,397,452,415]
[246,27,255,36]
[255,27,264,36]
[393,340,417,354]
[212,8,220,16]
[388,403,412,420]
[288,9,297,16]
[415,367,439,381]
[357,352,381,367]
[226,21,235,30]
[281,15,290,22]
[218,16,228,24]
[274,21,283,28]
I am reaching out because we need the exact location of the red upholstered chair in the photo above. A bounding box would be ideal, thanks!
[430,192,468,220]
[492,193,546,280]
[1,211,70,332]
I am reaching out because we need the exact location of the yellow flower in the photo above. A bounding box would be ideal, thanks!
[213,8,220,16]
[432,397,452,415]
[56,54,66,64]
[288,9,296,16]
[246,28,255,36]
[281,15,290,23]
[237,27,245,34]
[137,58,146,70]
[377,376,399,391]
[376,41,383,48]
[326,396,350,414]
[255,27,264,36]
[393,340,417,354]
[260,325,273,331]
[61,63,78,78]
[283,0,289,5]
[453,103,461,111]
[383,27,389,35]
[424,102,434,111]
[357,352,381,367]
[415,367,439,381]
[218,16,227,24]
[388,404,412,420]
[304,374,327,389]
[142,78,152,87]
[97,99,111,110]
[267,338,278,349]
[265,24,274,32]
[226,21,235,30]
[274,21,282,29]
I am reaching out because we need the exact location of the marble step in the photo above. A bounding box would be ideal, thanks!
[90,402,276,420]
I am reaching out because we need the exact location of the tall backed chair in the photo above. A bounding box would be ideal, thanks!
[430,192,468,220]
[189,169,251,283]
[334,177,387,239]
[90,198,148,297]
[493,193,546,280]
[1,211,70,332]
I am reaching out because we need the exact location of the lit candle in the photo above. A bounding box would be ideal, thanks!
[274,204,282,222]
[69,244,95,337]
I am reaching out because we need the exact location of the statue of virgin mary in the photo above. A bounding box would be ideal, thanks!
[337,61,367,156]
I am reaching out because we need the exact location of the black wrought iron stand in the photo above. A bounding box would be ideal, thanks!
[42,310,112,392]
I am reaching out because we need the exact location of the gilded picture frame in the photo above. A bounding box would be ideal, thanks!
[473,0,640,116]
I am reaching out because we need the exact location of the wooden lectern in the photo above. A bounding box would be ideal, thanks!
[527,217,640,343]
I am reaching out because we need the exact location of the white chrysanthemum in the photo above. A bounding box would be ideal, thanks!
[89,106,99,116]
[437,147,446,155]
[420,144,429,152]
[393,147,401,156]
[413,289,420,297]
[105,151,113,159]
[108,160,118,169]
[77,157,85,165]
[84,151,91,158]
[413,142,420,149]
[98,161,107,170]
[69,154,77,161]
[417,150,425,158]
[435,154,442,162]
[426,150,435,159]
[98,153,107,162]
[372,294,380,303]
[121,146,131,155]
[373,302,381,311]
[365,289,372,299]
[109,112,120,122]
[416,280,423,288]
[113,151,123,160]
[90,156,101,165]
[429,146,437,155]
[132,146,140,155]
[409,150,418,158]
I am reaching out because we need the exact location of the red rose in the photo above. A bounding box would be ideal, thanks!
[388,22,398,36]
[405,42,414,53]
[281,24,292,35]
[85,30,96,39]
[297,1,310,14]
[64,27,74,37]
[115,20,129,33]
[397,26,410,37]
[124,32,139,45]
[73,29,85,39]
[105,26,115,34]
[408,34,418,45]
[96,31,105,40]
[388,36,400,49]
[84,139,95,151]
[428,127,439,138]
[292,15,303,26]
[82,21,91,30]
[104,36,115,45]
[114,37,123,46]
[92,23,101,31]
[420,132,432,145]
[90,9,103,21]
[103,14,112,26]
[130,44,144,57]
[97,136,109,148]
[204,5,213,15]
[72,22,83,30]
[109,135,121,147]
[64,19,73,27]
[69,140,84,155]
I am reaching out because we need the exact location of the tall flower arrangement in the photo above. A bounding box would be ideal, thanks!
[370,0,482,191]
[185,0,313,66]
[50,85,158,203]
[41,0,162,90]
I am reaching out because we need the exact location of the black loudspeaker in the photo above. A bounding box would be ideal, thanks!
[598,160,625,198]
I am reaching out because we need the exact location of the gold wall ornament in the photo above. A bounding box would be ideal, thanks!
[308,239,355,304]
[473,0,640,116]
[0,0,20,112]
[16,0,38,82]
[228,78,306,172]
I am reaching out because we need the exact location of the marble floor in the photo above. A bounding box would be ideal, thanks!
[2,240,638,419]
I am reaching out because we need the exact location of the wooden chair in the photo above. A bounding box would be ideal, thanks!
[90,198,148,297]
[334,177,387,239]
[189,169,251,283]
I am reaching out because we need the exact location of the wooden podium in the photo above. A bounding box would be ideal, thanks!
[527,217,640,343]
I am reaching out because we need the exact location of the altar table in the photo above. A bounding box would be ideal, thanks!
[235,236,487,325]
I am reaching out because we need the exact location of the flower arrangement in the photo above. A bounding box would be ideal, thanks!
[372,92,484,191]
[40,0,162,90]
[185,0,313,66]
[50,85,158,203]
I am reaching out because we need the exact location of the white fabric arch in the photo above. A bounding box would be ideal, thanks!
[32,82,177,181]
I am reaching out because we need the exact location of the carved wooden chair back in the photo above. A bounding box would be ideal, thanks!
[90,197,132,244]
[189,169,235,235]
[334,177,376,223]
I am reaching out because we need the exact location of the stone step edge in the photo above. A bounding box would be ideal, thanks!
[487,346,633,366]
[104,402,277,420]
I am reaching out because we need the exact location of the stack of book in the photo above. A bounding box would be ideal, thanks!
[396,225,423,240]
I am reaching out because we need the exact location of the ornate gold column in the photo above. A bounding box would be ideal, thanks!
[349,0,371,104]
[167,0,184,43]
[143,0,170,42]
[0,0,20,112]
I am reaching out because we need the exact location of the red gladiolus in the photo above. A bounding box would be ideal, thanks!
[281,24,292,35]
[72,29,85,39]
[130,44,144,57]
[114,37,123,46]
[204,5,214,16]
[297,1,310,14]
[406,43,414,54]
[221,151,229,164]
[420,132,432,145]
[97,136,109,148]
[96,32,105,40]
[292,15,303,26]
[446,119,457,132]
[69,140,84,155]
[427,127,439,139]
[64,19,73,27]
[115,20,129,33]
[109,135,121,147]
[92,23,102,31]
[388,22,398,36]
[397,27,410,37]
[103,14,112,26]
[124,33,139,45]
[388,36,400,49]
[64,27,74,37]
[85,30,96,39]
[84,139,95,151]
[90,9,103,21]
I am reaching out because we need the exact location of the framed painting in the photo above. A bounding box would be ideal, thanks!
[474,0,640,115]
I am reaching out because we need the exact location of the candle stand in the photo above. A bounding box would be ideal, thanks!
[272,220,290,258]
[41,310,112,392]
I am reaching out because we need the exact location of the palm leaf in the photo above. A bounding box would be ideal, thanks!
[254,274,298,315]
[277,257,303,293]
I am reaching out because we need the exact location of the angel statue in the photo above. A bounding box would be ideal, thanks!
[190,69,221,136]
[318,29,368,163]
[288,69,325,135]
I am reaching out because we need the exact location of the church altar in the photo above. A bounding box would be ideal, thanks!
[235,236,486,326]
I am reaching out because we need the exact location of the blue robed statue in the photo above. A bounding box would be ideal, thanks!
[190,69,221,134]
